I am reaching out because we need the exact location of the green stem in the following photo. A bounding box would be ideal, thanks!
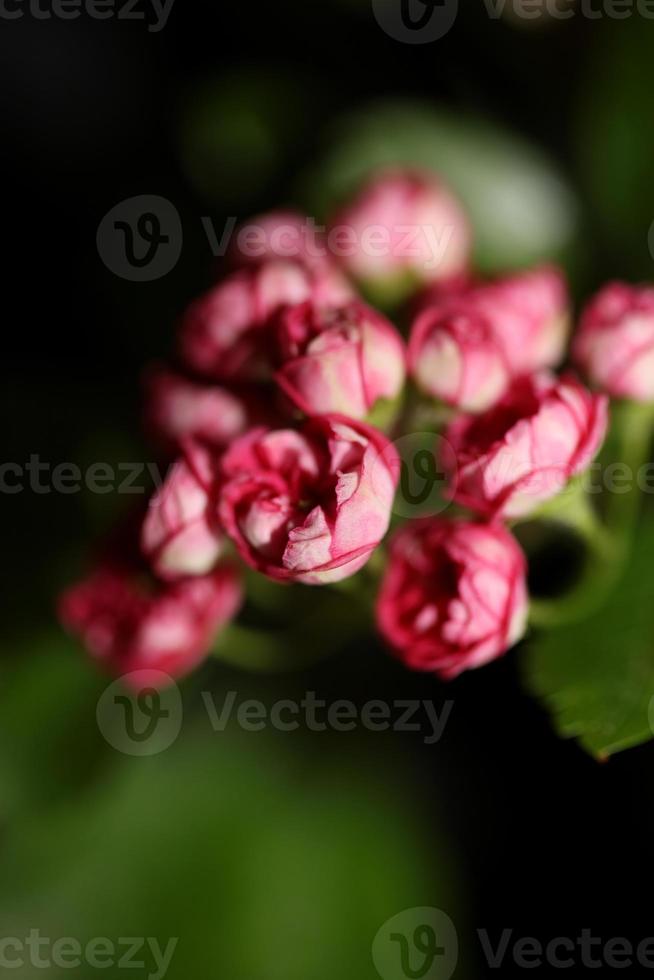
[604,400,654,538]
[525,479,621,628]
[367,390,405,435]
[528,541,619,628]
[391,382,455,442]
[527,401,654,629]
[528,476,604,540]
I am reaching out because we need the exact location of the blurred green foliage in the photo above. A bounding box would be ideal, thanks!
[576,20,654,280]
[177,69,316,209]
[299,101,580,275]
[0,641,463,979]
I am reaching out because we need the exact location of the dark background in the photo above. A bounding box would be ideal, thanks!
[1,2,653,977]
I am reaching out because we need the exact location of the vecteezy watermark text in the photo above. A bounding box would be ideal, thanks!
[0,456,165,495]
[0,931,177,979]
[6,452,654,506]
[373,908,654,980]
[98,674,455,756]
[479,928,654,970]
[372,0,654,46]
[96,196,457,282]
[483,0,654,19]
[0,0,176,31]
[201,215,455,271]
[202,691,453,746]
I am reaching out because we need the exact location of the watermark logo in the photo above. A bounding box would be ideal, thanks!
[97,195,182,282]
[373,907,459,980]
[372,0,459,43]
[96,671,183,756]
[373,433,457,519]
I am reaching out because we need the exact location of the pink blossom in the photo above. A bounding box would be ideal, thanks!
[376,519,529,679]
[141,443,223,581]
[330,169,471,297]
[464,265,570,376]
[143,366,251,452]
[229,209,331,271]
[218,415,398,584]
[409,303,511,412]
[59,561,242,687]
[574,282,654,402]
[178,259,354,382]
[274,300,406,419]
[410,266,570,408]
[444,373,609,519]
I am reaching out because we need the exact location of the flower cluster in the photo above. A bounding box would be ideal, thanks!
[61,167,653,688]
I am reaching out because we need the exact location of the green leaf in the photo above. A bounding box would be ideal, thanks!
[523,517,654,759]
[299,100,580,276]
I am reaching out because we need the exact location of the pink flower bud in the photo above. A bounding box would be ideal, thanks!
[274,300,406,419]
[465,265,570,376]
[141,444,223,581]
[59,561,242,686]
[178,259,354,382]
[444,373,608,520]
[410,266,570,406]
[376,519,529,680]
[574,282,654,402]
[230,209,330,271]
[330,169,471,300]
[143,366,251,452]
[218,415,398,584]
[409,304,511,412]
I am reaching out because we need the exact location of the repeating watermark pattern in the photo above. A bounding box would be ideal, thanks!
[498,0,654,18]
[4,452,654,506]
[376,435,654,519]
[0,931,177,978]
[98,676,454,755]
[0,456,166,495]
[0,0,176,30]
[205,215,456,270]
[372,907,459,980]
[373,0,654,42]
[373,909,654,977]
[96,196,458,282]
